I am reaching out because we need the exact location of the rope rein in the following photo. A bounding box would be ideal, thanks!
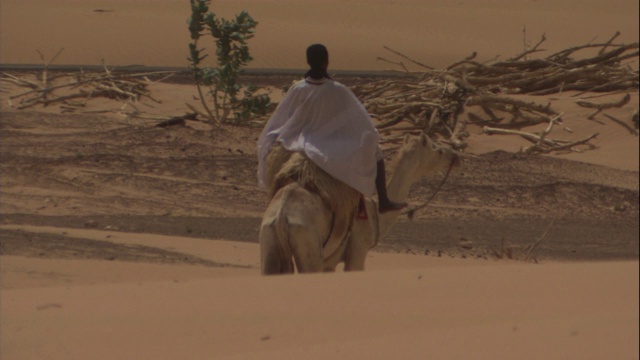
[400,158,456,220]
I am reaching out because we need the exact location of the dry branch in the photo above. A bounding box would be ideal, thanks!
[483,126,557,146]
[352,33,636,154]
[538,133,599,154]
[576,93,631,119]
[2,69,173,114]
[602,113,638,135]
[513,219,555,261]
[155,112,198,128]
[482,118,598,154]
[382,46,434,70]
[510,33,547,62]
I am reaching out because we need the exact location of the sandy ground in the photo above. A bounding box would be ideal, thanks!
[1,1,639,359]
[2,252,638,360]
[1,0,639,71]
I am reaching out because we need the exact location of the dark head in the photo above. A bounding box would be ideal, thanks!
[305,44,330,80]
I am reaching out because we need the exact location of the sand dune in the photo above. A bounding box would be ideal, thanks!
[1,0,638,70]
[2,227,638,360]
[2,262,638,360]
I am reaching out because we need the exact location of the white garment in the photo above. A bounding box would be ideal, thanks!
[257,78,382,195]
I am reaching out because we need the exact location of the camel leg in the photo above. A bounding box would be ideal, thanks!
[259,198,296,275]
[288,223,323,273]
[344,199,378,271]
[343,232,368,271]
[259,183,331,275]
[259,220,294,275]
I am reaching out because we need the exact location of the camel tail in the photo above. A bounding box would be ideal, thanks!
[260,207,294,275]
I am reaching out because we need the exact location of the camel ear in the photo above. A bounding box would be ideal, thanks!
[403,133,411,144]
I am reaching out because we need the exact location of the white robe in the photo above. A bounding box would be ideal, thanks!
[257,78,381,195]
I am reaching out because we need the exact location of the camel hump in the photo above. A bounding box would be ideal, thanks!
[267,144,360,212]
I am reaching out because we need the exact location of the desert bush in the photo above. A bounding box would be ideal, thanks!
[188,0,271,124]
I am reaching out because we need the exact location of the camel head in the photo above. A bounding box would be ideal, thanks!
[368,133,460,247]
[393,133,459,181]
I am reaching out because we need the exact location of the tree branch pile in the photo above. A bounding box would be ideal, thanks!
[2,67,173,113]
[353,33,638,152]
[454,34,638,95]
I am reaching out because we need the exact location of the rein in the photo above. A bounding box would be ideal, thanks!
[400,158,457,220]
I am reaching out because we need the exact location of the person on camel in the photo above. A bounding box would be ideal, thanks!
[257,43,406,214]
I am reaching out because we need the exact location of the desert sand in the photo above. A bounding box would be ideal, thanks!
[1,0,639,71]
[1,1,639,359]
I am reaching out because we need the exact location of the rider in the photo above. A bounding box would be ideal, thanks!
[257,44,406,213]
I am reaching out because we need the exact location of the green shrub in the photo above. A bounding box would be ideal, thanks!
[188,0,271,124]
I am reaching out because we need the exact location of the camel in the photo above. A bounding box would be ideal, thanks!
[259,133,459,275]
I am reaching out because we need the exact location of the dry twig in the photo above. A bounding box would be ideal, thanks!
[576,93,631,119]
[352,32,636,153]
[3,69,173,113]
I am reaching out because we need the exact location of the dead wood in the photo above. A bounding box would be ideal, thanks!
[446,52,478,71]
[3,68,173,116]
[155,113,198,128]
[6,71,173,100]
[382,46,434,70]
[513,219,555,261]
[575,93,631,109]
[536,133,599,154]
[482,116,597,154]
[602,113,639,136]
[36,48,65,92]
[483,126,558,147]
[599,31,621,55]
[576,93,631,119]
[510,33,547,62]
[376,115,409,130]
[352,33,637,154]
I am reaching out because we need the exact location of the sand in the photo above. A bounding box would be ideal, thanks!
[1,0,639,70]
[1,1,639,359]
[2,248,637,360]
[1,227,638,359]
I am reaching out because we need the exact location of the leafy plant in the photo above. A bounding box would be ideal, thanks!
[188,0,271,124]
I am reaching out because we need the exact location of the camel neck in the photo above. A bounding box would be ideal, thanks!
[386,154,416,202]
[375,151,417,235]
